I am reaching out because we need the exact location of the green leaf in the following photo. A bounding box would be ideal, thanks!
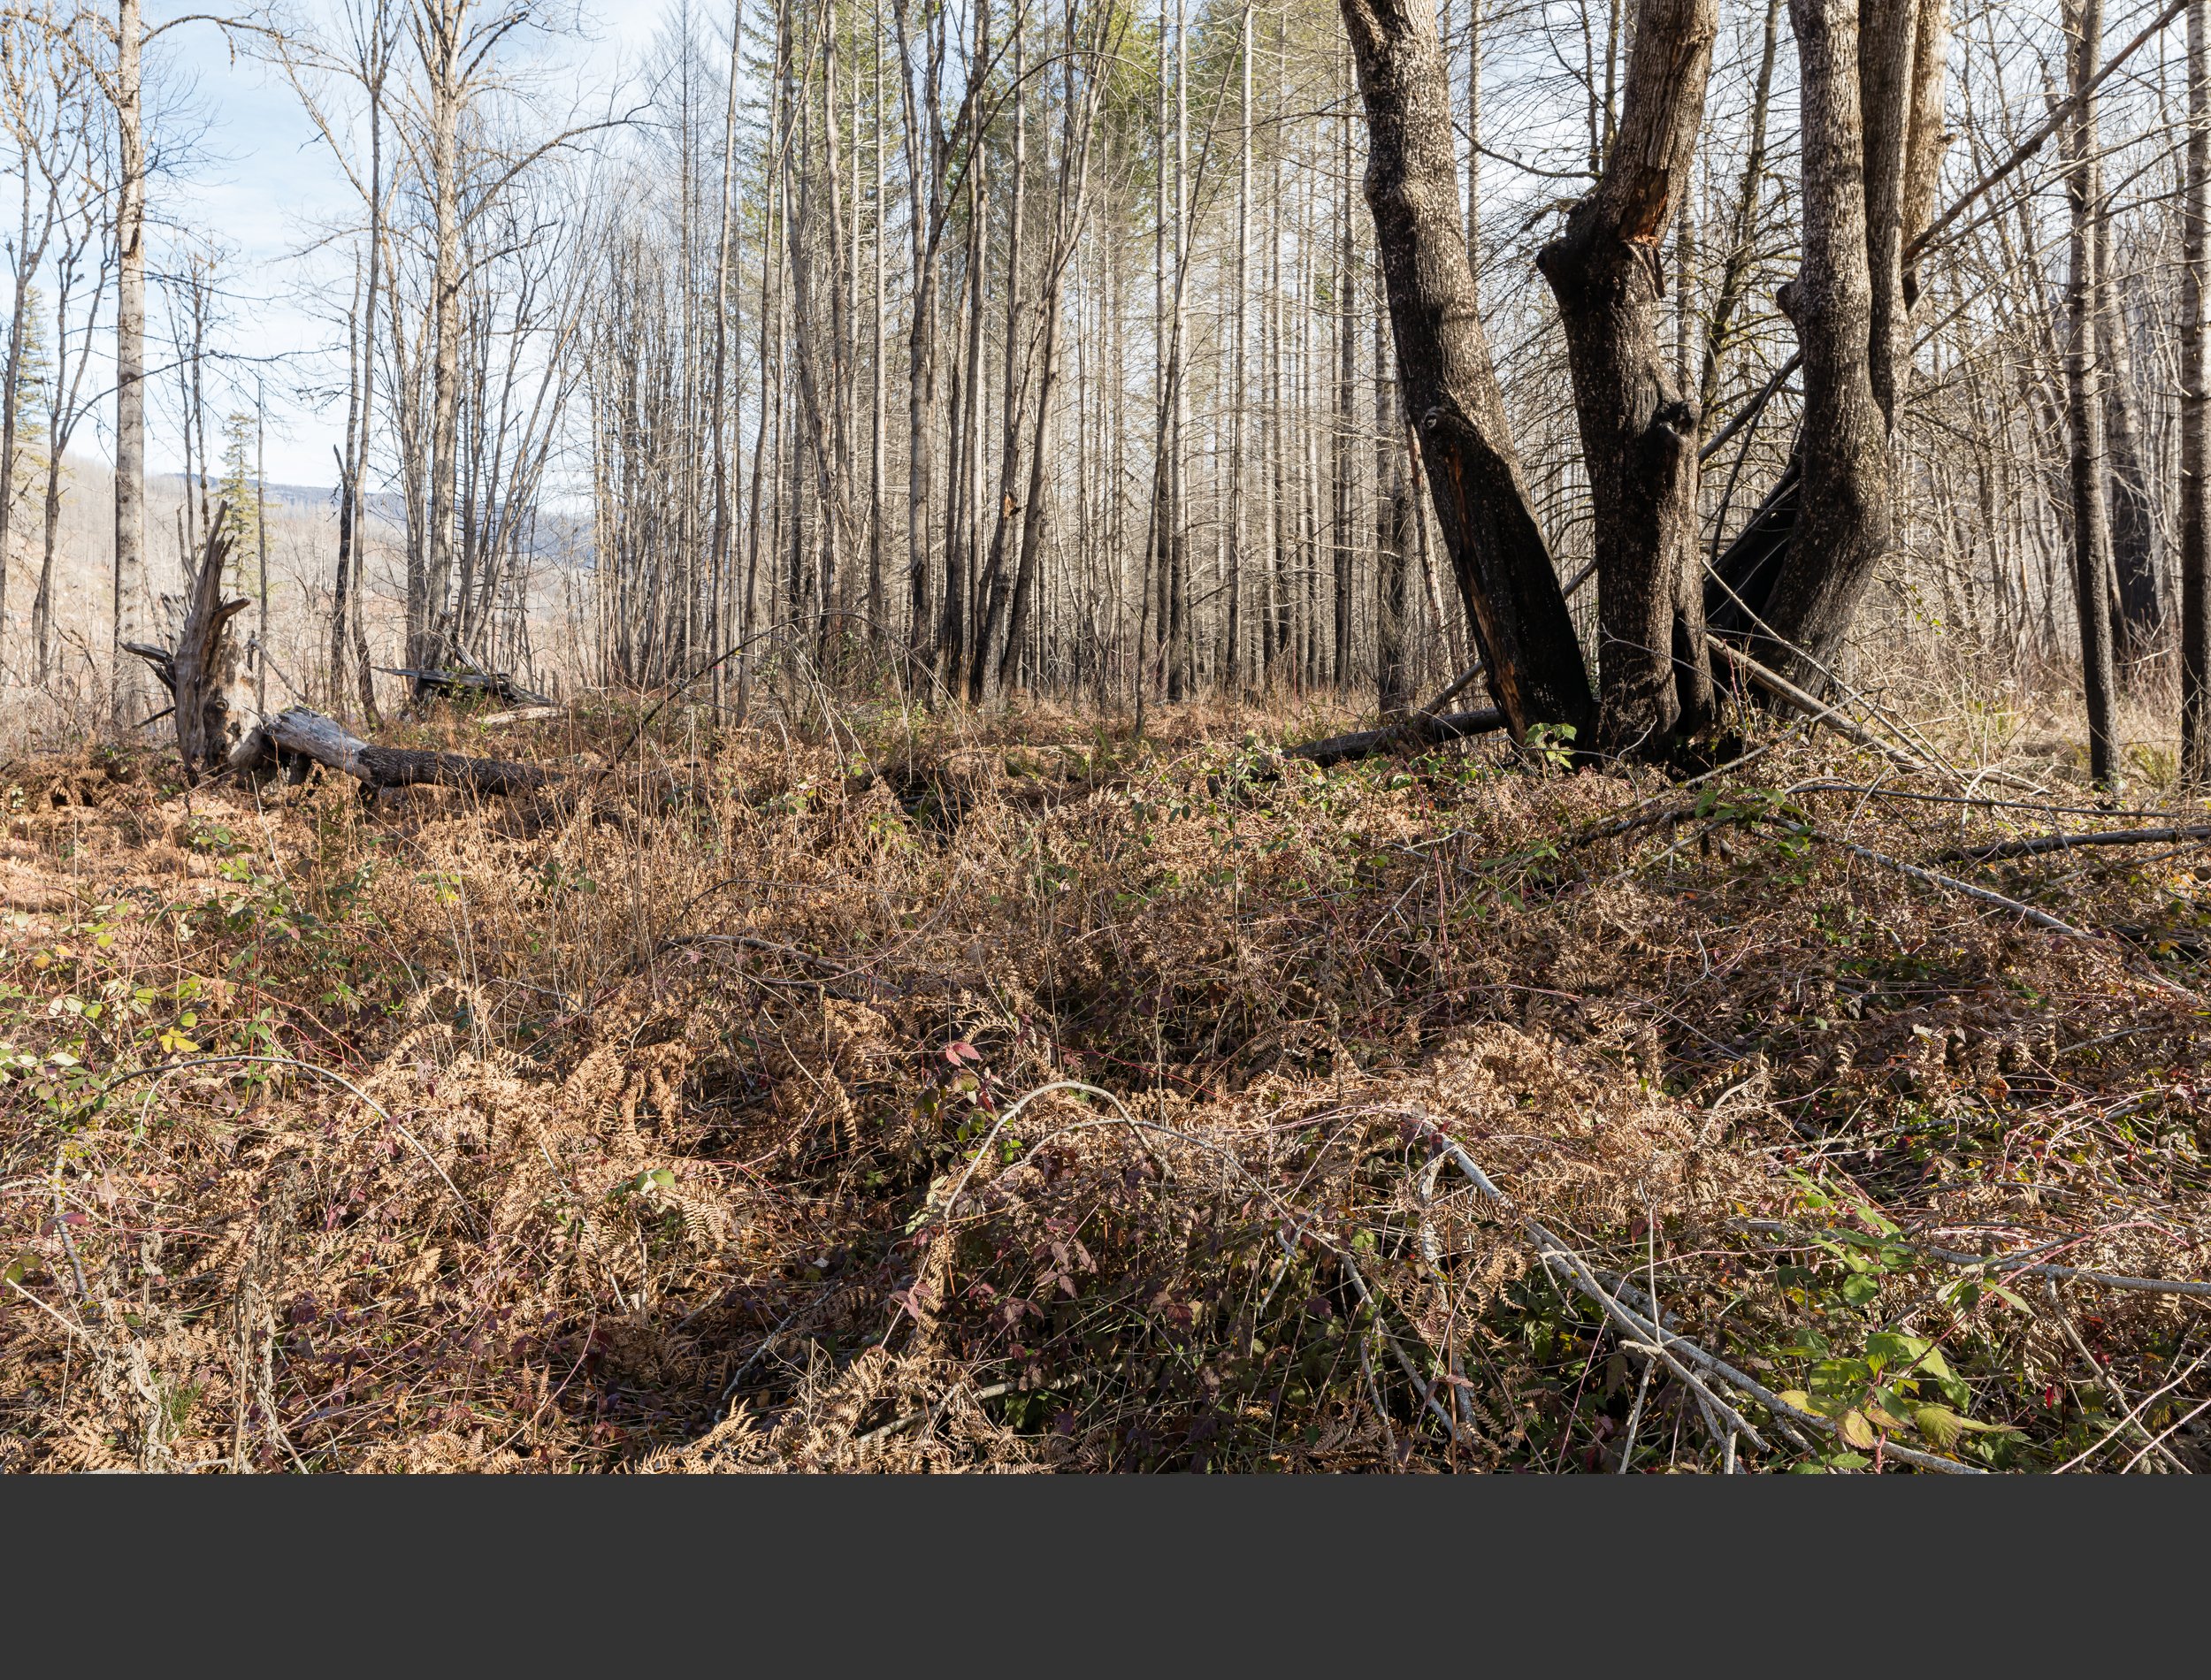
[1840,1271,1882,1305]
[1838,1409,1878,1449]
[1914,1404,1966,1449]
[1914,1404,2010,1447]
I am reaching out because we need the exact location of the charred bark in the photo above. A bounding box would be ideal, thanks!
[1281,706,1505,769]
[2066,0,2117,786]
[1338,0,1595,745]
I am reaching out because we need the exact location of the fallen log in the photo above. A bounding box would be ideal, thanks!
[1281,706,1508,769]
[264,706,555,797]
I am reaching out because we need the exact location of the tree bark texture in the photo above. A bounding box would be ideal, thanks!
[1748,0,1901,686]
[1709,0,1947,687]
[1338,0,1595,743]
[1536,0,1719,755]
[122,516,261,780]
[2186,0,2211,784]
[263,706,553,797]
[111,0,149,729]
[2065,0,2117,785]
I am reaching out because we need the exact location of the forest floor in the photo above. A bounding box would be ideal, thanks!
[0,689,2206,1472]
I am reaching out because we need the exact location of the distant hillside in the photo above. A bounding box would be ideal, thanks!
[145,474,590,564]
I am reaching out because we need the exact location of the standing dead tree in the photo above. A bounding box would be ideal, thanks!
[122,514,258,780]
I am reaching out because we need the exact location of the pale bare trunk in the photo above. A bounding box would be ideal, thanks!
[113,0,149,728]
[2186,0,2211,783]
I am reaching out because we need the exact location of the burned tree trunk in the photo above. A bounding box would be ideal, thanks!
[2066,0,2118,786]
[1282,705,1504,769]
[2185,0,2211,786]
[1750,0,1899,687]
[1536,0,1719,756]
[1338,0,1595,745]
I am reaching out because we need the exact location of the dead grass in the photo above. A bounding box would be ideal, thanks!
[0,692,2205,1472]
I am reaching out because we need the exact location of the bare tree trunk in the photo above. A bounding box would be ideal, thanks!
[1167,0,1190,701]
[1744,0,1903,687]
[1266,18,1287,681]
[893,0,940,664]
[0,151,51,655]
[2186,0,2211,784]
[869,0,886,650]
[938,60,985,683]
[1536,0,1718,756]
[2094,235,2160,661]
[998,4,1119,695]
[1337,0,1595,742]
[1332,40,1356,687]
[1228,0,1251,691]
[1374,313,1411,714]
[333,272,364,709]
[1711,0,1947,682]
[112,0,149,729]
[972,9,1030,700]
[417,1,469,678]
[1137,0,1169,729]
[745,0,795,712]
[2066,0,2116,785]
[1464,0,1480,272]
[710,0,746,694]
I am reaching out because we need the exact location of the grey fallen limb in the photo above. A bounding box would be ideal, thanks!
[264,705,555,798]
[1934,825,2211,864]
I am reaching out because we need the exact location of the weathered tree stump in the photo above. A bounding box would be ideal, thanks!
[122,512,263,781]
[125,506,554,798]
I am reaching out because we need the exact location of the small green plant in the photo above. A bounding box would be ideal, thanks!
[1524,722,1577,772]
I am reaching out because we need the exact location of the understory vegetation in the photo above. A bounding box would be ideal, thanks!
[0,689,2205,1472]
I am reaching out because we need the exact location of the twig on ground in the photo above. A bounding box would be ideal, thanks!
[1735,1219,2211,1300]
[1419,1123,1985,1471]
[1791,823,2099,938]
[1935,825,2211,864]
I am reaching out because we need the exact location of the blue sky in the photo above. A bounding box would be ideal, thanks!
[133,0,670,488]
